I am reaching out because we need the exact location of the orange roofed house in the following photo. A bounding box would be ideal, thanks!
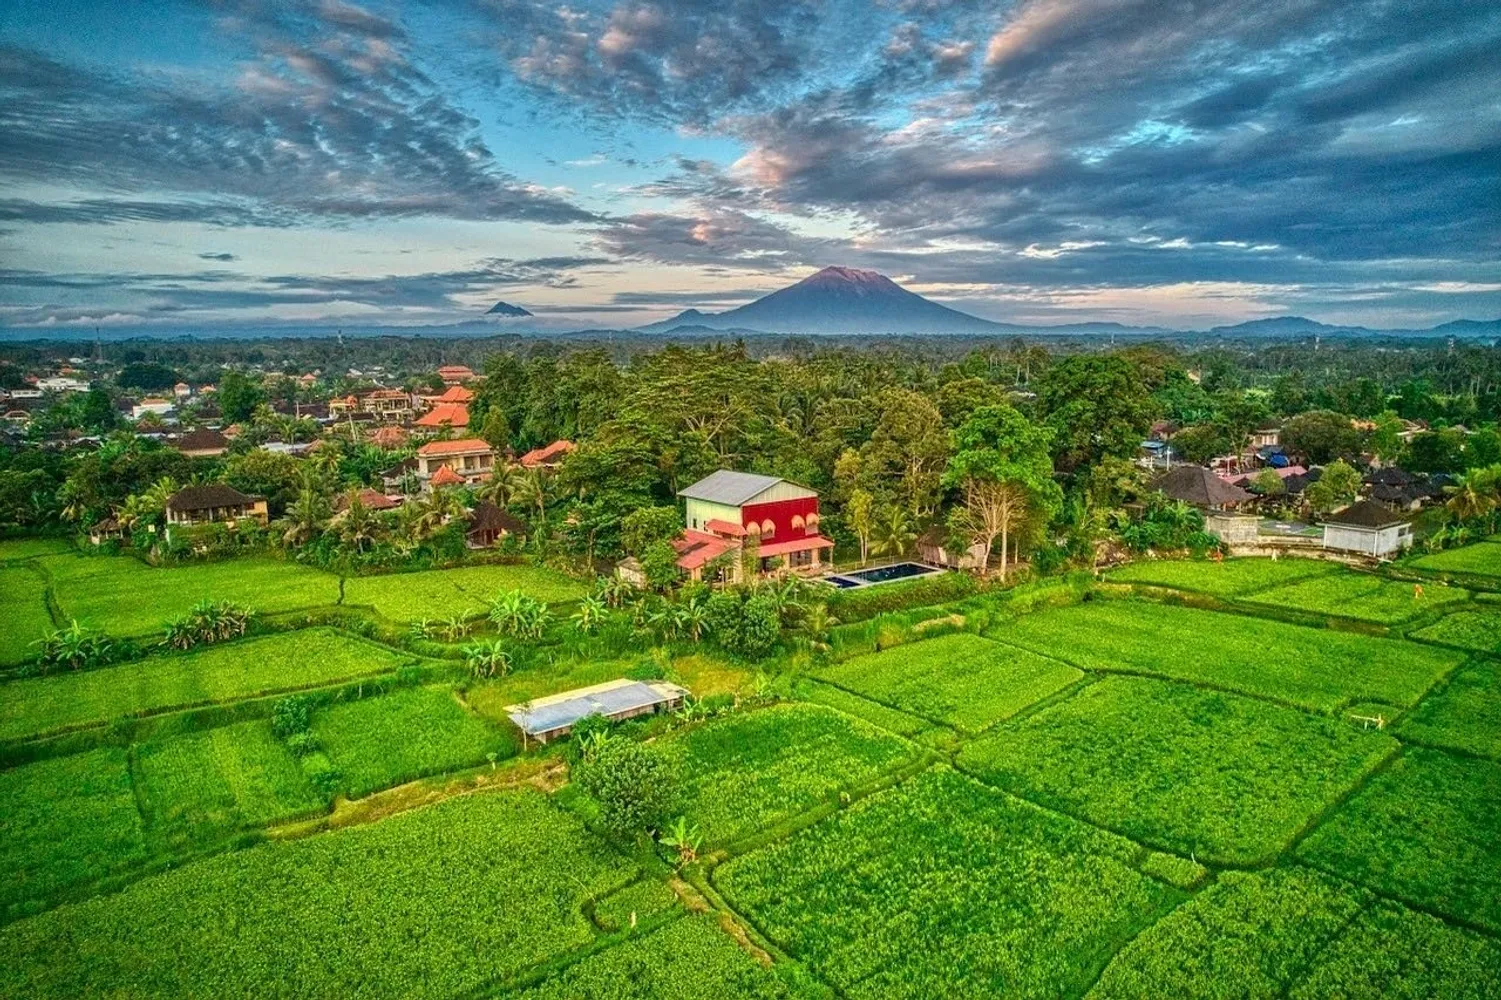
[519,439,576,469]
[437,365,476,385]
[672,470,834,583]
[415,438,494,486]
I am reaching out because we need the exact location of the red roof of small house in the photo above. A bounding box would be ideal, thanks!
[415,403,470,428]
[672,530,737,571]
[437,365,475,381]
[334,488,400,512]
[417,438,492,458]
[365,388,409,401]
[519,439,576,468]
[436,385,474,403]
[370,425,407,448]
[704,518,747,537]
[430,465,465,487]
[755,535,835,558]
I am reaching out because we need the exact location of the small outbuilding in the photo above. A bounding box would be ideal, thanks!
[1152,465,1258,543]
[165,484,268,527]
[1321,500,1412,559]
[465,501,525,547]
[505,679,688,745]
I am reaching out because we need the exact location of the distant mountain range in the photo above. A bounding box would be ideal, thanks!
[632,267,1501,339]
[4,269,1497,341]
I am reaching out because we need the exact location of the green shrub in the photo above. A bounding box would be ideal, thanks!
[574,735,679,840]
[271,695,313,738]
[160,600,254,650]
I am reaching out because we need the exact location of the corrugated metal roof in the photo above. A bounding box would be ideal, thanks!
[505,679,687,736]
[678,470,784,506]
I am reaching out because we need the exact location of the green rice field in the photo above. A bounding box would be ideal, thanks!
[1106,556,1337,596]
[313,685,515,797]
[1411,538,1501,578]
[957,677,1397,864]
[0,538,76,561]
[38,553,339,637]
[0,789,647,998]
[0,563,53,665]
[0,628,409,742]
[991,598,1460,712]
[1297,748,1501,932]
[664,703,915,846]
[1,542,1498,997]
[1242,570,1470,623]
[133,720,325,851]
[816,632,1081,733]
[1395,660,1501,758]
[716,767,1180,1000]
[0,748,146,918]
[343,563,587,621]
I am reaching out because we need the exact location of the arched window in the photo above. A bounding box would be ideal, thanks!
[790,514,805,530]
[805,512,820,532]
[745,520,761,535]
[760,519,775,538]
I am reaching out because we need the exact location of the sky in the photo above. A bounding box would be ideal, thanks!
[1,0,1498,333]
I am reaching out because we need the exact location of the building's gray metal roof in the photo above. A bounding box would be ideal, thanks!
[678,469,784,506]
[505,679,686,736]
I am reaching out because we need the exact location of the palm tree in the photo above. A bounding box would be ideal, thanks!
[1445,468,1499,524]
[659,816,704,867]
[872,505,917,559]
[463,639,511,679]
[678,592,710,642]
[798,602,840,653]
[278,483,330,547]
[517,468,549,523]
[571,595,607,634]
[478,462,527,508]
[337,496,380,552]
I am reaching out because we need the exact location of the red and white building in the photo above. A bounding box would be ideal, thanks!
[415,438,495,486]
[672,470,834,582]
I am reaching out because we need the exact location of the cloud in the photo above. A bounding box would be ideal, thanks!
[198,252,239,262]
[0,4,593,226]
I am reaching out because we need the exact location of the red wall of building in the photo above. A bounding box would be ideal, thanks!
[740,496,821,541]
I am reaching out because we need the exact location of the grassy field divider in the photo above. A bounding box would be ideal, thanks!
[1274,741,1407,870]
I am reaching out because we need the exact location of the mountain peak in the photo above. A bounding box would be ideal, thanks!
[485,300,532,317]
[803,265,889,285]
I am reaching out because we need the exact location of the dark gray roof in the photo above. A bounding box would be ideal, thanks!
[1152,465,1253,507]
[467,501,526,535]
[1323,499,1406,529]
[678,469,785,506]
[174,426,229,451]
[166,483,259,512]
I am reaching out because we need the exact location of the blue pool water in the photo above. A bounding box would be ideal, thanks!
[825,562,940,588]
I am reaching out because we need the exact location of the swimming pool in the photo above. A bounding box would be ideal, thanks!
[824,561,945,589]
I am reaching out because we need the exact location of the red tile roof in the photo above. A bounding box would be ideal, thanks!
[417,438,492,457]
[672,530,737,571]
[430,465,465,487]
[415,403,470,428]
[436,385,474,403]
[704,518,747,537]
[519,439,576,468]
[756,535,835,558]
